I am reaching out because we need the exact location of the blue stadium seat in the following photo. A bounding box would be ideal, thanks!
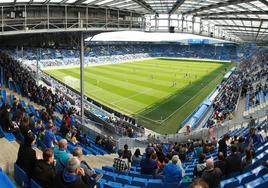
[14,163,30,188]
[236,172,255,184]
[162,182,180,188]
[147,179,162,188]
[30,179,42,188]
[245,177,265,188]
[103,172,117,181]
[97,178,106,188]
[123,185,140,188]
[116,174,132,184]
[132,177,147,187]
[251,166,268,178]
[0,168,16,188]
[220,177,239,188]
[103,166,114,172]
[104,181,122,188]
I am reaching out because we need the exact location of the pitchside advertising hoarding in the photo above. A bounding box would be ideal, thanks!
[188,39,209,44]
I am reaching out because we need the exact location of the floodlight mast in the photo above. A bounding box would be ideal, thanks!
[80,32,85,128]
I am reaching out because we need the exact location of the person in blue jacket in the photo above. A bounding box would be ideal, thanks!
[163,155,183,184]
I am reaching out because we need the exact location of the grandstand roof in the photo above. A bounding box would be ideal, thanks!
[2,0,268,42]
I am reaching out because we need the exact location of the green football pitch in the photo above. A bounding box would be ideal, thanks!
[43,58,235,134]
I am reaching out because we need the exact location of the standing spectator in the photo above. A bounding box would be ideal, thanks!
[131,149,142,166]
[214,152,227,177]
[194,153,207,177]
[113,150,128,172]
[44,122,58,148]
[201,158,222,188]
[140,150,158,175]
[54,139,70,172]
[122,144,132,163]
[163,155,183,183]
[54,157,89,188]
[248,116,255,128]
[29,113,35,130]
[32,148,56,188]
[246,128,263,149]
[218,134,230,157]
[242,149,253,169]
[16,131,37,177]
[0,104,13,132]
[226,145,242,177]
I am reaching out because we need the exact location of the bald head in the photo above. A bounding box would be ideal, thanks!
[58,139,68,149]
[206,158,214,170]
[172,155,179,164]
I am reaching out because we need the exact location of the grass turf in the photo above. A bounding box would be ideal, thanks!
[43,58,235,134]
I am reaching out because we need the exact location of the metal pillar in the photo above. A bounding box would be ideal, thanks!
[181,16,184,32]
[80,32,85,126]
[0,67,4,86]
[1,6,3,33]
[192,17,195,34]
[36,49,40,85]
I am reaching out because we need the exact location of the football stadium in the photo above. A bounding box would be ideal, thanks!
[0,0,268,188]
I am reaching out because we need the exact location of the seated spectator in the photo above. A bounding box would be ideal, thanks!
[72,147,103,188]
[32,119,42,135]
[54,139,70,172]
[122,144,132,163]
[113,150,128,172]
[201,158,222,188]
[44,122,58,148]
[32,148,56,188]
[16,131,37,177]
[60,122,70,138]
[242,149,253,169]
[54,157,89,188]
[140,150,157,175]
[194,153,206,177]
[163,155,183,183]
[195,143,203,157]
[226,145,242,176]
[70,131,79,145]
[132,149,142,166]
[214,152,226,176]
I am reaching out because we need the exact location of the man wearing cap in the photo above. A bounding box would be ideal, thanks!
[163,155,183,184]
[54,157,89,188]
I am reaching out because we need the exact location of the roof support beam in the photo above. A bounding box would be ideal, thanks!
[201,17,268,22]
[196,11,268,17]
[169,0,187,14]
[131,0,157,14]
[259,0,268,7]
[255,20,264,40]
[215,25,261,29]
[183,0,255,15]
